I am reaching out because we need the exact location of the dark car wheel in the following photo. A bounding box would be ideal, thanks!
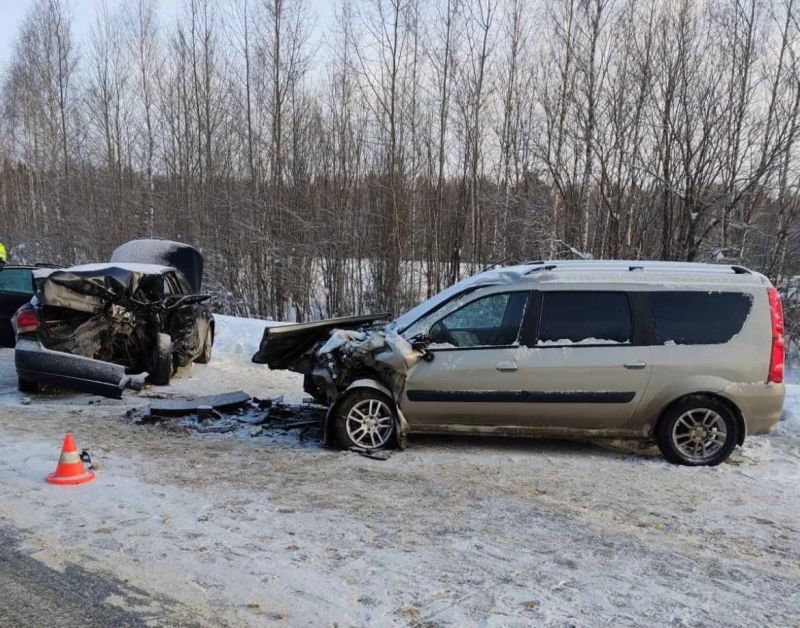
[656,395,739,466]
[195,325,213,364]
[333,389,397,450]
[149,333,173,386]
[18,377,40,394]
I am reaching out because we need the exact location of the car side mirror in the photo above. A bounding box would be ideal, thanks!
[429,322,448,345]
[408,333,431,351]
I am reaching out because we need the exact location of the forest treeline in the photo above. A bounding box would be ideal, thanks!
[2,0,800,323]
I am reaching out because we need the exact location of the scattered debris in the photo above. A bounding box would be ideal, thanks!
[349,446,392,461]
[79,450,100,471]
[130,393,327,447]
[146,391,251,417]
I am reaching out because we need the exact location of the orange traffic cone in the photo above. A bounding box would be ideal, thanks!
[46,434,95,485]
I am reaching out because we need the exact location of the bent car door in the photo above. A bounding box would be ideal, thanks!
[510,290,653,429]
[402,290,535,428]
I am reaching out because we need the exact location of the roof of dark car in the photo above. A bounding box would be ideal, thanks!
[32,263,174,279]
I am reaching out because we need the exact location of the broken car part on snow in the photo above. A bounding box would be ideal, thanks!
[14,239,214,398]
[133,392,392,458]
[133,392,325,439]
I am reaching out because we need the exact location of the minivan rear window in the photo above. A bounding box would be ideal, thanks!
[649,291,752,345]
[538,292,632,345]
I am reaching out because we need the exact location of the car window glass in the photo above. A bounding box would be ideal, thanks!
[0,269,33,294]
[398,286,484,337]
[163,274,180,296]
[649,291,752,345]
[538,292,632,345]
[433,292,528,348]
[174,274,191,294]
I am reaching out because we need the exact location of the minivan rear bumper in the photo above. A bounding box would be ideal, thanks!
[720,381,785,435]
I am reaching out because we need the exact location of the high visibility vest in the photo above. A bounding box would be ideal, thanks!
[0,242,6,262]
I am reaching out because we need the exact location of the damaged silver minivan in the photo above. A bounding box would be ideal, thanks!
[253,261,786,466]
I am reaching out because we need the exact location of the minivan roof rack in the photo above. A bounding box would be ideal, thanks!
[521,260,753,275]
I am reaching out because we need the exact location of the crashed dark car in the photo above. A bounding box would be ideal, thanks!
[14,240,214,398]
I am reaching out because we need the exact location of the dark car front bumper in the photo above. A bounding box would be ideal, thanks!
[15,336,147,398]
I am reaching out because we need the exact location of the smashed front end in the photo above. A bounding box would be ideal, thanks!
[15,261,208,397]
[252,313,427,405]
[252,313,429,446]
[33,265,172,368]
[34,267,158,366]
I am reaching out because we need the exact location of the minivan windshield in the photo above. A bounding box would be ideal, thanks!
[392,264,536,334]
[393,285,483,335]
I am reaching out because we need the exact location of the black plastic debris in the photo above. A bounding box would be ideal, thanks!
[349,446,392,461]
[131,393,327,447]
[147,391,251,417]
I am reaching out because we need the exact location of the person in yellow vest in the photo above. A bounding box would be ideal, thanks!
[0,241,6,266]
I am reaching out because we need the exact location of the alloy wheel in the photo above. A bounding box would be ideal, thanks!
[671,408,728,462]
[345,398,394,449]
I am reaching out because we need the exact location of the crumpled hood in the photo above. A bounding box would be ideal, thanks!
[318,328,419,374]
[35,265,166,314]
[252,313,389,370]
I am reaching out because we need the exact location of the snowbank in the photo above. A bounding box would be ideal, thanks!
[211,314,289,361]
[776,383,800,447]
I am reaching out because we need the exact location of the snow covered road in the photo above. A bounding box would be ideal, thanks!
[0,315,799,626]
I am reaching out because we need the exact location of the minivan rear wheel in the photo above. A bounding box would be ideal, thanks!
[656,396,738,466]
[333,389,396,450]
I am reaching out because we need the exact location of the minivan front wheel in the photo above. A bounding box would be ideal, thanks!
[656,396,738,466]
[333,389,396,450]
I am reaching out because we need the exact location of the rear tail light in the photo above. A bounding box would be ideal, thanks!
[13,304,39,335]
[767,287,784,383]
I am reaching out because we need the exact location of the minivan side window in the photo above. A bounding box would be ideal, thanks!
[431,292,529,348]
[649,291,752,345]
[537,292,632,345]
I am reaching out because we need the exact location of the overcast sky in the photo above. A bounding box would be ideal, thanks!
[0,0,334,70]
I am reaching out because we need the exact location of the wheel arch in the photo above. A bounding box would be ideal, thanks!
[655,391,746,446]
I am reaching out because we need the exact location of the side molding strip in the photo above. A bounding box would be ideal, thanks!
[406,390,636,404]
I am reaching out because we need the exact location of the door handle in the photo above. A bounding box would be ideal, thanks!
[496,361,518,372]
[623,361,647,370]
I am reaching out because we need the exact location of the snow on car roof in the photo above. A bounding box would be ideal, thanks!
[33,262,173,279]
[518,260,769,287]
[391,260,768,332]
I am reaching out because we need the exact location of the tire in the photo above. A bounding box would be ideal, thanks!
[18,377,40,394]
[656,395,739,466]
[149,333,173,386]
[195,325,213,364]
[332,388,397,450]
